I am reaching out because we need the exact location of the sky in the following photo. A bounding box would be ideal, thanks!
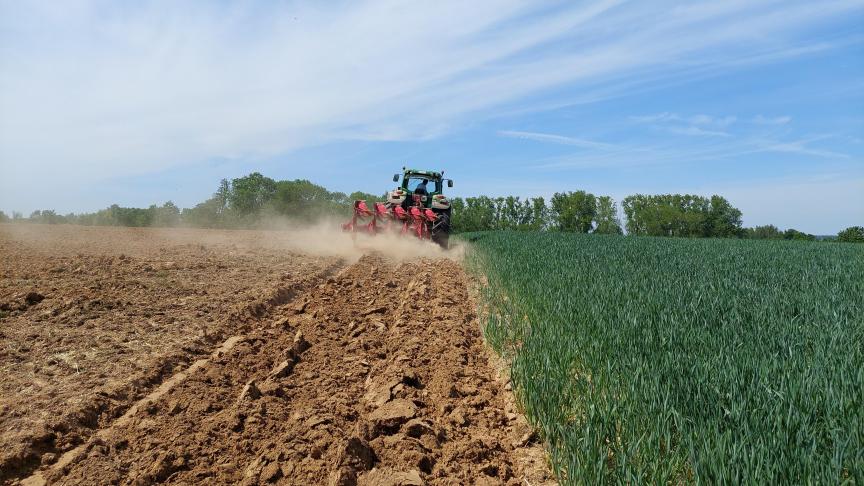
[0,0,862,234]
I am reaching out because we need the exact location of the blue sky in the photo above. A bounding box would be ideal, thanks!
[1,0,862,234]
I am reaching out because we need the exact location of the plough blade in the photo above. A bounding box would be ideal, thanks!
[343,199,439,242]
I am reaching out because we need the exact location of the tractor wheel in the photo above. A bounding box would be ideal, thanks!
[432,212,450,249]
[433,232,449,250]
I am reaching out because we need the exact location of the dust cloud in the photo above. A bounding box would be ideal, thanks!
[0,218,464,263]
[244,217,465,263]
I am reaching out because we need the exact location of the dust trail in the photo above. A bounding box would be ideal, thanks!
[245,217,464,263]
[0,219,464,263]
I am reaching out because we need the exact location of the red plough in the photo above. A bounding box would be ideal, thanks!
[342,196,439,241]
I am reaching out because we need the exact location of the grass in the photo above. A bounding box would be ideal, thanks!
[463,231,864,484]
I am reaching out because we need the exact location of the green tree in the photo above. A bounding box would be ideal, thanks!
[347,190,380,203]
[837,226,864,243]
[705,195,743,237]
[448,195,548,232]
[182,197,224,228]
[526,197,548,231]
[593,196,622,235]
[461,196,496,232]
[229,172,277,215]
[449,197,466,232]
[105,205,152,227]
[622,194,698,236]
[783,228,816,241]
[39,210,65,224]
[215,178,230,214]
[492,196,529,230]
[622,194,647,235]
[151,201,180,227]
[745,225,783,239]
[0,210,8,223]
[675,194,710,237]
[270,179,337,220]
[551,191,596,233]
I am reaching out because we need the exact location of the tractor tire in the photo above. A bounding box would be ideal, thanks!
[433,232,450,250]
[432,212,451,250]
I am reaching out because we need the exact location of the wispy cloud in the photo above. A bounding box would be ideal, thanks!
[630,113,680,124]
[691,115,737,127]
[629,111,813,140]
[752,115,792,125]
[756,139,850,158]
[631,113,736,127]
[498,130,615,149]
[667,126,732,137]
[526,128,852,170]
[630,112,736,137]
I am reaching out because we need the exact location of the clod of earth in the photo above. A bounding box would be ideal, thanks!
[292,330,310,353]
[363,379,401,408]
[293,301,308,314]
[368,399,417,437]
[402,419,435,439]
[238,380,262,402]
[362,306,387,316]
[270,360,296,379]
[25,292,45,306]
[361,468,425,486]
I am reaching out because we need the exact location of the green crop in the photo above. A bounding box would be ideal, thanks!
[463,231,864,485]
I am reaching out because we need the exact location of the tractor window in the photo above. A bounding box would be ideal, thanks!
[406,177,440,193]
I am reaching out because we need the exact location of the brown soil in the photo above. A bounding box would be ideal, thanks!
[1,224,553,485]
[0,225,341,483]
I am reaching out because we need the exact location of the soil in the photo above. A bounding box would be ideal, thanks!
[0,225,341,483]
[1,224,553,485]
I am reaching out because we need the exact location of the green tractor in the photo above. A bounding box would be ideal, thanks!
[343,167,454,249]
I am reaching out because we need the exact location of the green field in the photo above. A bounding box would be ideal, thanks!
[464,232,863,484]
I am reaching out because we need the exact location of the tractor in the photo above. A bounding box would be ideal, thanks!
[342,167,454,248]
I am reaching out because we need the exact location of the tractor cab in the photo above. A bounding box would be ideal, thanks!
[388,168,453,211]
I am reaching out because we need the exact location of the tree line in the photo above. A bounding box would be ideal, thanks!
[1,171,861,243]
[1,173,379,229]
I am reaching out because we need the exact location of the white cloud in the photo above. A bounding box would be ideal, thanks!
[0,0,861,209]
[667,126,731,137]
[526,131,853,170]
[757,140,849,158]
[631,112,737,127]
[629,112,680,124]
[691,115,737,127]
[498,130,614,149]
[752,115,792,125]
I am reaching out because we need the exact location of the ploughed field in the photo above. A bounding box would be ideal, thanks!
[465,231,864,484]
[0,224,551,485]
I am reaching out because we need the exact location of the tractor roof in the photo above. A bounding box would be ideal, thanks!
[404,168,442,178]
